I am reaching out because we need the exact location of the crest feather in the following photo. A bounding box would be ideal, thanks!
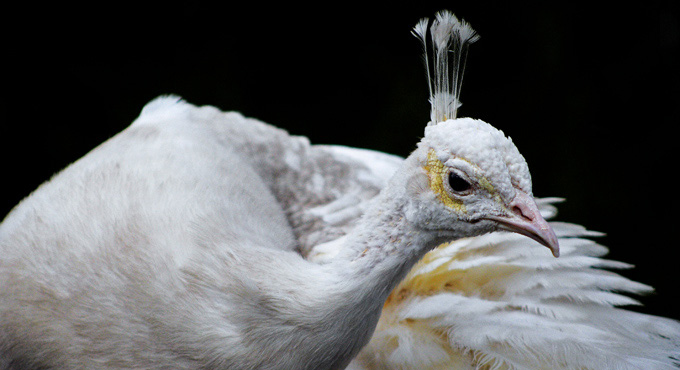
[412,10,479,125]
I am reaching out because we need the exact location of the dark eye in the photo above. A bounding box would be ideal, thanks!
[448,172,472,193]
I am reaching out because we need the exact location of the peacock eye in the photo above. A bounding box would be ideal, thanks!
[448,171,472,193]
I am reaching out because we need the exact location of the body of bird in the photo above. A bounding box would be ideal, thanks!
[0,98,389,369]
[0,91,545,368]
[2,10,679,370]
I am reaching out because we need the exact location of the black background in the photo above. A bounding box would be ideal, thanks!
[3,2,679,321]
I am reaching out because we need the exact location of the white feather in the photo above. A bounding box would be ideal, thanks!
[2,10,679,370]
[350,207,680,370]
[413,10,479,123]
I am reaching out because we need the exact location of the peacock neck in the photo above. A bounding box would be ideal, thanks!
[328,191,447,310]
[298,191,447,369]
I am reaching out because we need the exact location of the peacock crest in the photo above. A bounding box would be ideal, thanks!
[412,10,479,125]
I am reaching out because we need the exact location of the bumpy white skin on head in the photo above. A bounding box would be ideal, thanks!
[424,118,532,199]
[394,117,557,258]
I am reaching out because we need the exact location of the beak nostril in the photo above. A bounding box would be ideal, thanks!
[499,191,560,257]
[512,205,533,222]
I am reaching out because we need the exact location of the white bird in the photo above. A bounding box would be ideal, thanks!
[1,10,678,370]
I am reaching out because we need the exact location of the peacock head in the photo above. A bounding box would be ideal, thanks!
[400,117,559,257]
[399,10,559,257]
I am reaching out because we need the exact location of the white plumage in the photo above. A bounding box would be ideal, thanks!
[349,212,680,369]
[1,9,679,370]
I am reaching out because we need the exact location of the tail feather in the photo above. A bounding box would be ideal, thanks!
[350,200,680,370]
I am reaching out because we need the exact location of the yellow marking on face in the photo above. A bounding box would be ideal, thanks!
[424,149,466,213]
[478,176,495,194]
[475,171,504,204]
[452,156,494,195]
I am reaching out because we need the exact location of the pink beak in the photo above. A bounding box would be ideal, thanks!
[486,191,560,257]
